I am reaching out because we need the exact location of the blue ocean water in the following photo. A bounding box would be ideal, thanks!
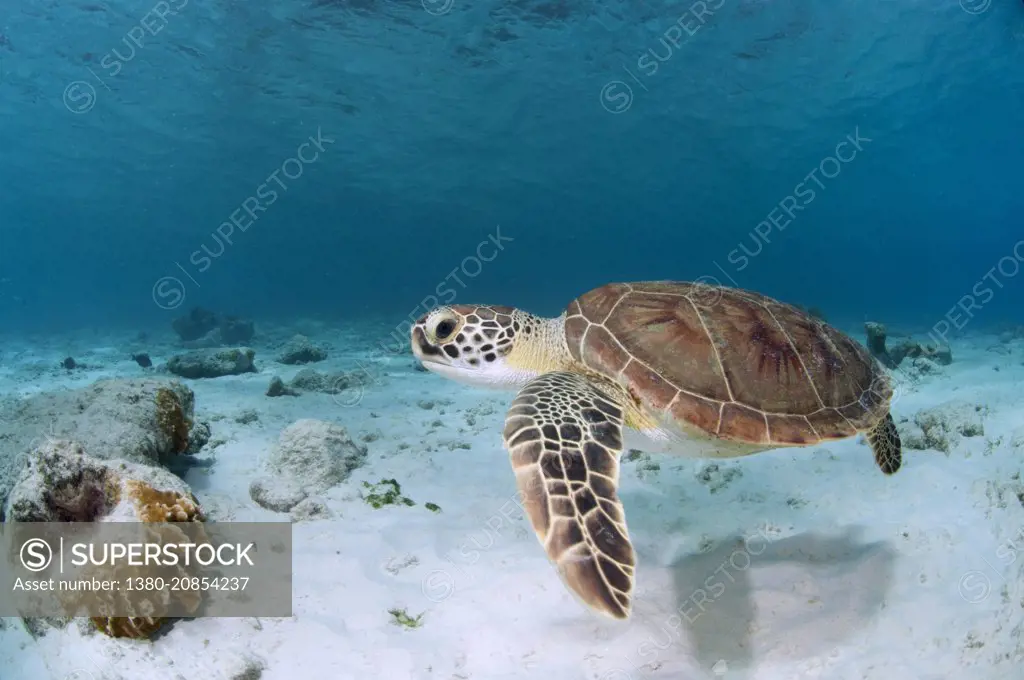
[0,1,1021,337]
[1,2,1024,679]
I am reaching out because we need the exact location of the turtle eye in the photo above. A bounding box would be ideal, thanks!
[435,319,456,340]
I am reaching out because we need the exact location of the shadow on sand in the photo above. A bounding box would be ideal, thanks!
[622,526,896,679]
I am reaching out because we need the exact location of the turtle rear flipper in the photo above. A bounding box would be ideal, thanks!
[502,371,635,619]
[866,412,901,474]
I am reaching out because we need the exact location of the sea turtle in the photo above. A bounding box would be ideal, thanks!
[409,281,901,620]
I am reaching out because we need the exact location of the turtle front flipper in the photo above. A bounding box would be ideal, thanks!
[502,371,635,619]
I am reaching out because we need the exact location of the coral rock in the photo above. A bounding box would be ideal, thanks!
[219,316,255,344]
[902,400,987,453]
[891,340,952,367]
[155,386,193,454]
[272,419,367,491]
[85,519,204,638]
[277,334,328,365]
[167,348,257,379]
[172,307,220,342]
[186,421,212,454]
[124,479,204,522]
[4,439,206,640]
[0,378,198,507]
[864,322,893,367]
[92,616,166,639]
[249,419,366,513]
[173,311,255,347]
[288,367,370,394]
[249,476,307,512]
[181,329,223,350]
[266,376,299,398]
[290,496,333,522]
[4,439,200,524]
[863,321,951,368]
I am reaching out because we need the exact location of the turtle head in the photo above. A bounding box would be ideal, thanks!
[410,305,552,389]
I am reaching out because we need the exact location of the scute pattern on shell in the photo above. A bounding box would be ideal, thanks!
[565,282,891,446]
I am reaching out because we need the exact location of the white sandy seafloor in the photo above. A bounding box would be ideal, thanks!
[0,319,1022,680]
